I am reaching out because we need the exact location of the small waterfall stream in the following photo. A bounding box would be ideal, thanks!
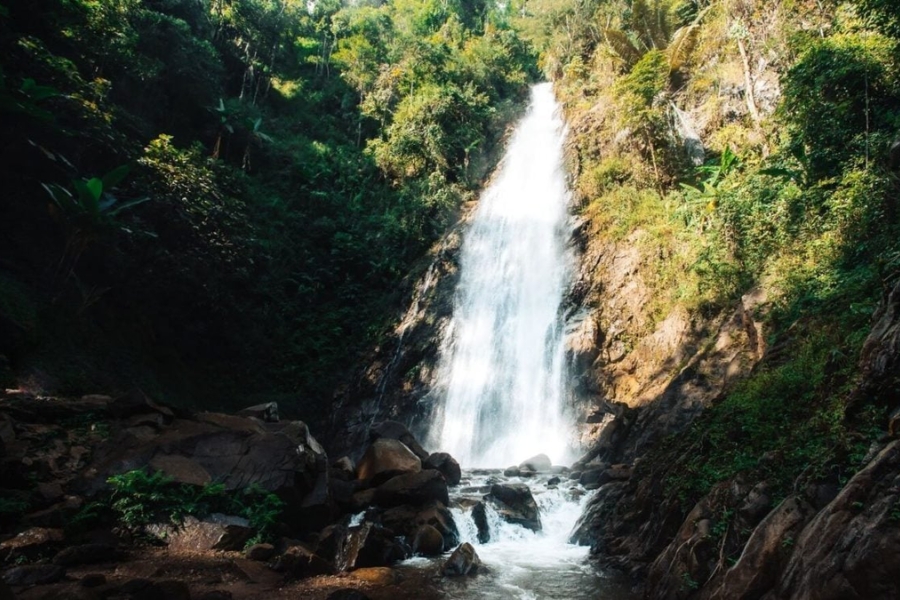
[402,84,635,599]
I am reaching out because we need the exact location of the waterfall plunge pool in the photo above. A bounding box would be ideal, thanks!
[388,469,637,600]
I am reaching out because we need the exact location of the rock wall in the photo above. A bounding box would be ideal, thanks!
[571,279,900,600]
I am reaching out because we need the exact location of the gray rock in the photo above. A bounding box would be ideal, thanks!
[369,421,429,461]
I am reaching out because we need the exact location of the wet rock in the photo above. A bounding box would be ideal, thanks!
[348,524,410,569]
[423,452,461,486]
[326,591,371,600]
[274,544,334,579]
[236,402,279,423]
[356,439,421,481]
[53,543,117,566]
[79,574,106,588]
[546,476,561,486]
[519,454,552,472]
[578,468,607,486]
[164,514,254,552]
[373,469,449,507]
[503,466,520,477]
[0,528,64,562]
[442,543,481,577]
[412,525,444,556]
[485,483,541,532]
[244,543,275,562]
[369,421,429,461]
[2,564,66,586]
[379,502,458,549]
[471,502,490,543]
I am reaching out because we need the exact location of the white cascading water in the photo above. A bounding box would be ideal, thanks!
[428,82,573,467]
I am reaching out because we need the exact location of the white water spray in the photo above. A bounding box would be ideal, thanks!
[428,83,573,467]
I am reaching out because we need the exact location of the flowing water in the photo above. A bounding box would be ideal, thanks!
[427,82,574,468]
[402,84,635,600]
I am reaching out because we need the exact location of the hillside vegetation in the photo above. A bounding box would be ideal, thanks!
[0,0,535,414]
[527,0,900,595]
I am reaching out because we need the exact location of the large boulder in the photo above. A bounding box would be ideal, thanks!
[412,524,444,556]
[442,543,481,577]
[317,523,409,571]
[80,415,331,532]
[379,502,459,550]
[369,421,429,461]
[373,470,449,508]
[423,452,461,486]
[157,514,255,553]
[485,483,541,532]
[273,544,334,579]
[356,439,421,481]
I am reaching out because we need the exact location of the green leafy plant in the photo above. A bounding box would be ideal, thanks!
[105,469,284,542]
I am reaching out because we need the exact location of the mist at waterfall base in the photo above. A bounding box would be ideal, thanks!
[427,82,573,469]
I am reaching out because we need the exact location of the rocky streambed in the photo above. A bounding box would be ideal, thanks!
[0,390,636,600]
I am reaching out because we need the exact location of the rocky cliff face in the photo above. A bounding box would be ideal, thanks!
[570,278,900,600]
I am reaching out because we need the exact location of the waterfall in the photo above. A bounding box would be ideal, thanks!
[427,83,574,467]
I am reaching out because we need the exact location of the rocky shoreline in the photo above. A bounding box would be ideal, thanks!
[0,391,560,600]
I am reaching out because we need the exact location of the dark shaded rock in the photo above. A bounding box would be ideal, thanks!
[350,524,410,569]
[442,543,481,577]
[108,390,173,421]
[53,543,116,566]
[0,528,65,562]
[412,525,444,556]
[148,455,211,487]
[79,574,106,588]
[326,591,371,600]
[578,468,607,486]
[374,470,449,507]
[369,422,428,461]
[378,502,458,549]
[0,579,12,600]
[485,483,541,532]
[331,457,355,481]
[356,439,421,481]
[244,543,275,562]
[423,453,461,486]
[519,454,552,472]
[471,502,490,544]
[2,564,66,586]
[149,580,191,600]
[273,545,334,578]
[236,402,279,423]
[502,466,520,477]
